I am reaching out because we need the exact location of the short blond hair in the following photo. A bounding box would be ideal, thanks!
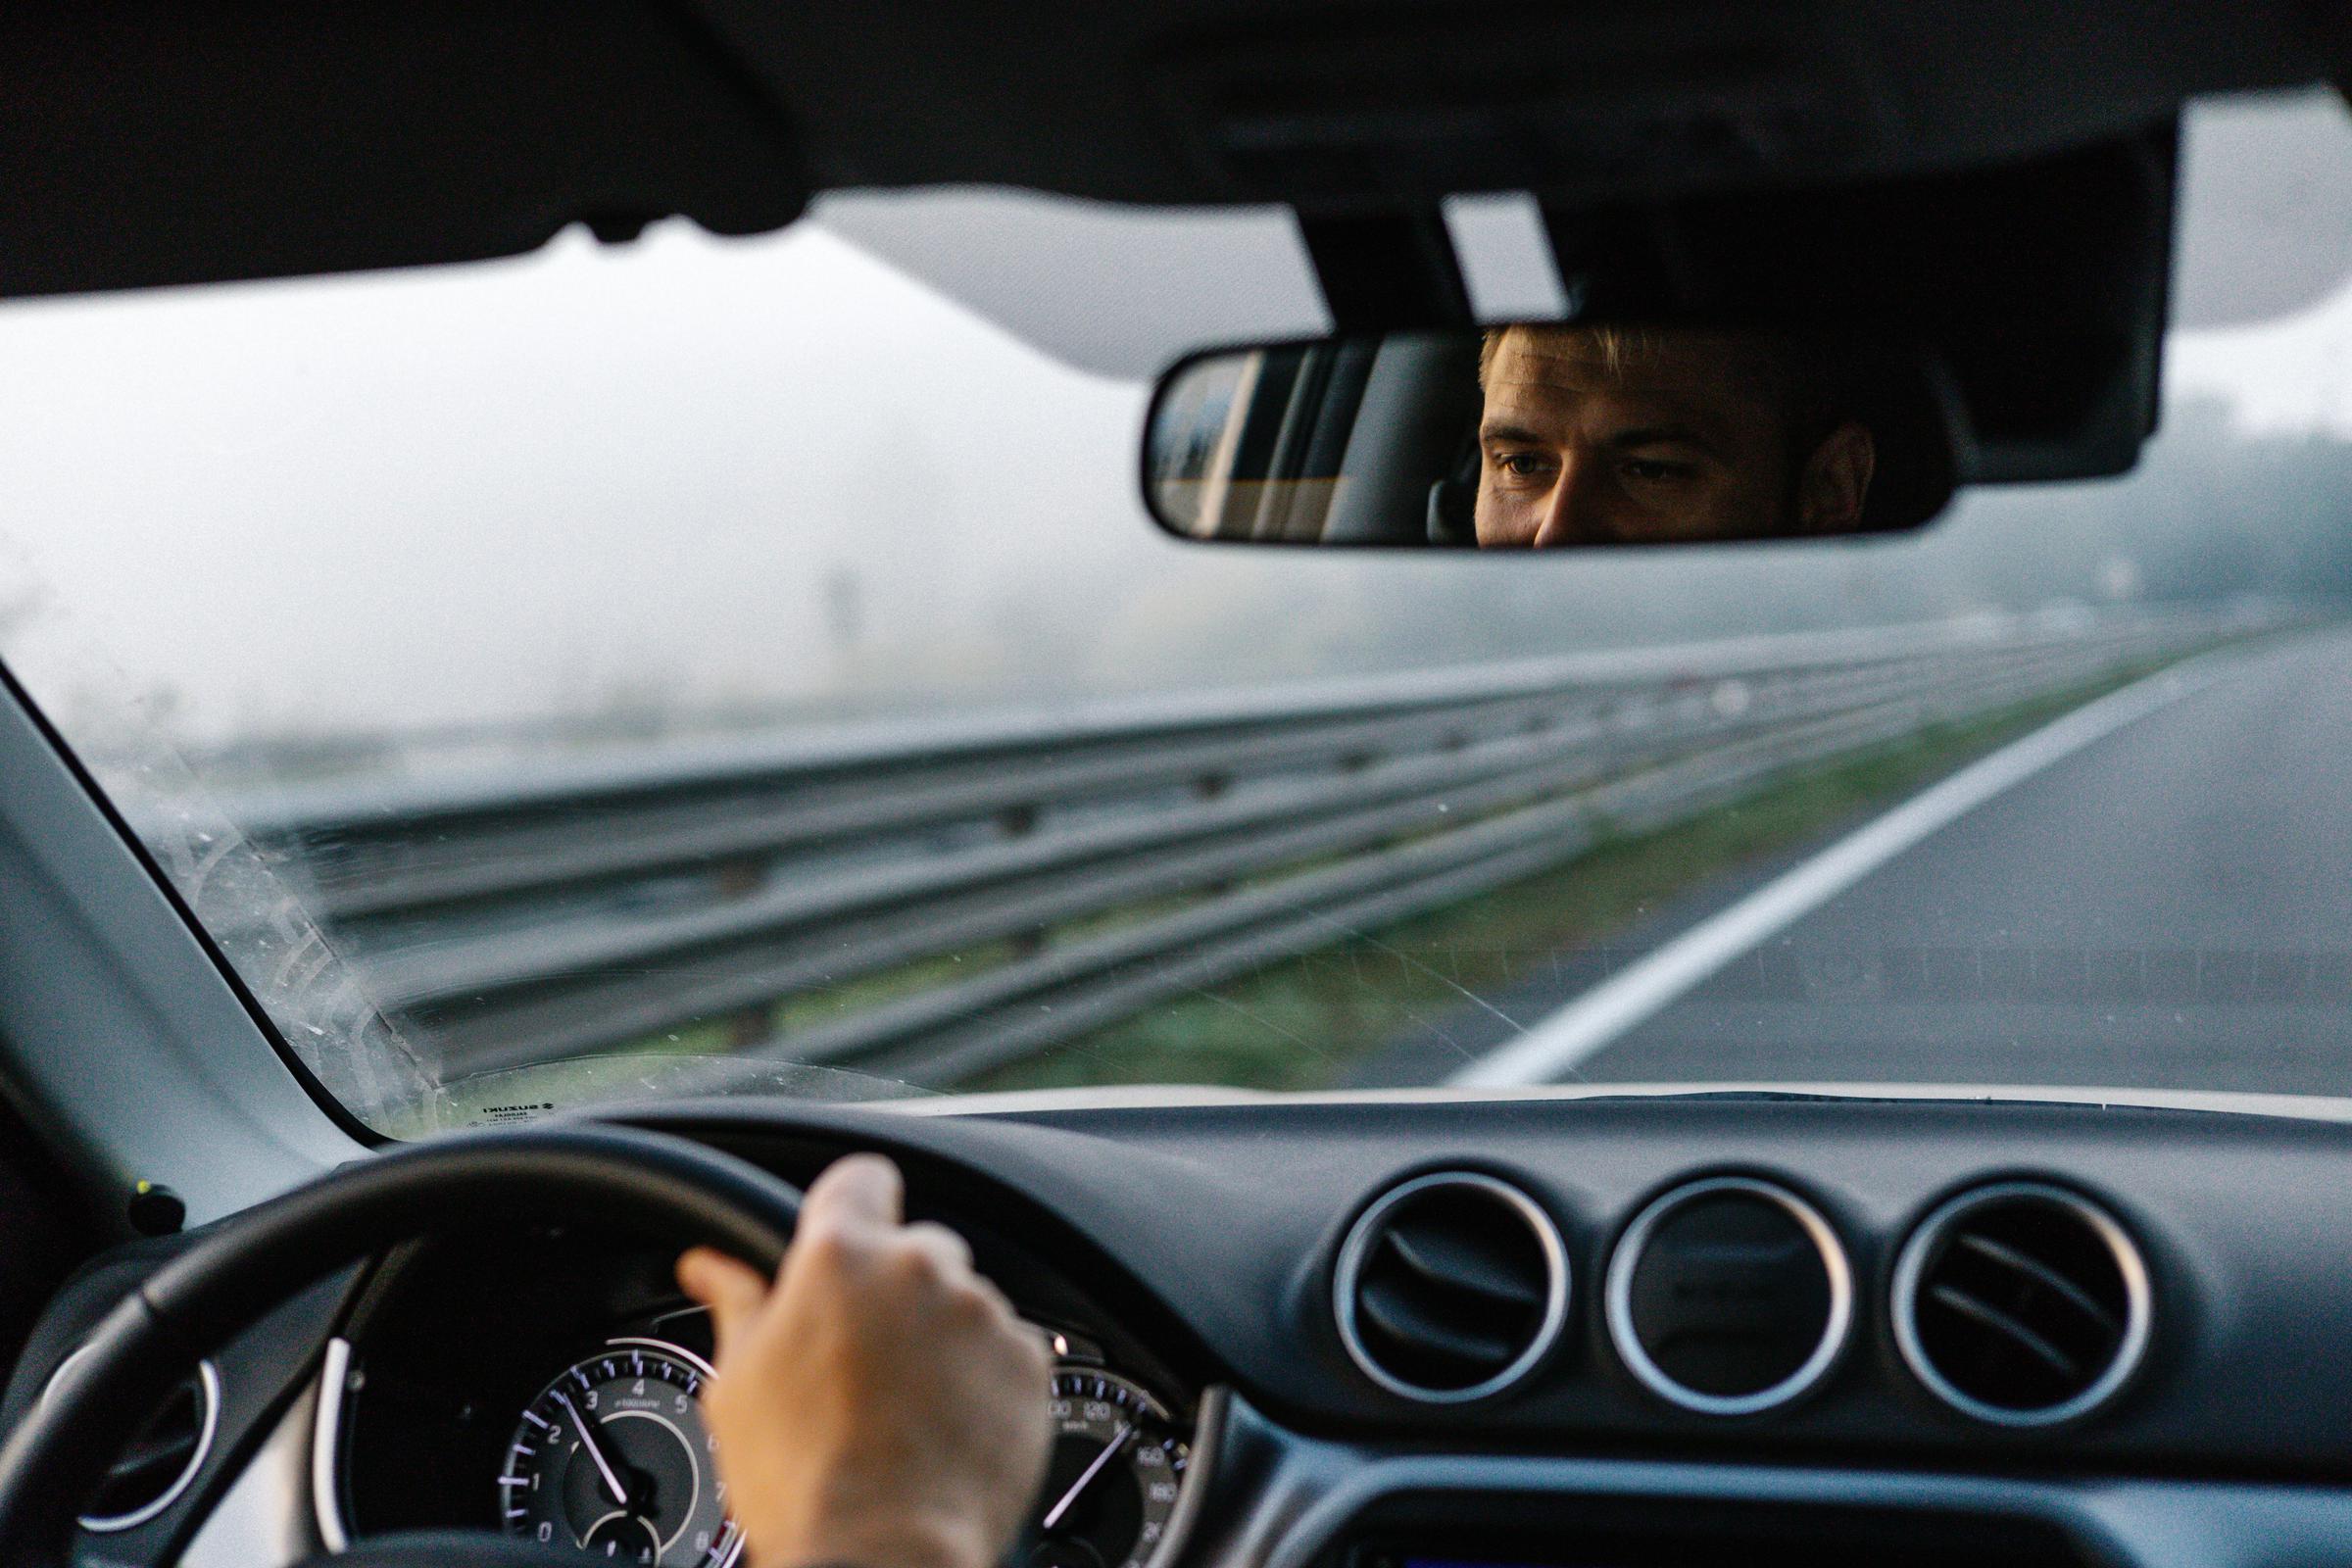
[1476,323,1668,386]
[1477,322,1850,449]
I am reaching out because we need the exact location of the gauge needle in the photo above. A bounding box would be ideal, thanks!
[555,1391,630,1507]
[1040,1423,1132,1531]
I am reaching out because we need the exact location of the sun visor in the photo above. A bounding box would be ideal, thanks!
[2172,89,2352,328]
[0,0,808,299]
[815,191,1331,380]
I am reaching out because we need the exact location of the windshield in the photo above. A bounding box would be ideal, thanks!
[3,93,2348,1138]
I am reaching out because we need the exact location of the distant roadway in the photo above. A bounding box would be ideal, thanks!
[1436,626,2352,1097]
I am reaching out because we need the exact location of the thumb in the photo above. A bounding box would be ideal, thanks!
[677,1248,770,1360]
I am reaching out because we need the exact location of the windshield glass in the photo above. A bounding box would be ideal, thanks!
[4,93,2349,1138]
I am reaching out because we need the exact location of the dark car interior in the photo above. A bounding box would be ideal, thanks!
[3,3,2352,1567]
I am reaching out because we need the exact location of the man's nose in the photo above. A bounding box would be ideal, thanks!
[1529,451,1603,548]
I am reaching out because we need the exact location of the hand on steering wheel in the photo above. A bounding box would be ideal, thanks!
[680,1154,1052,1568]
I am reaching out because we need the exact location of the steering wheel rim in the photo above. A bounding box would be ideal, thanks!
[0,1122,804,1566]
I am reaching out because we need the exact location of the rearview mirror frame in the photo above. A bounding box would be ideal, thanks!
[1141,323,1966,551]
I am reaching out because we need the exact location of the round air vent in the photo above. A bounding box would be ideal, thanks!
[40,1347,220,1532]
[1333,1171,1570,1402]
[1606,1175,1852,1416]
[1893,1181,2151,1426]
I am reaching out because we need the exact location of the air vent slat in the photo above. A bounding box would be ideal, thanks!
[1335,1172,1569,1402]
[1926,1284,2082,1378]
[1954,1233,2124,1336]
[1356,1277,1524,1367]
[1895,1183,2151,1426]
[1383,1226,1547,1308]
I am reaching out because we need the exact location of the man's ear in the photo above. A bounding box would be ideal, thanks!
[1796,420,1877,534]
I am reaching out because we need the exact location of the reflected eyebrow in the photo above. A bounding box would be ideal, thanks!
[1481,419,1726,459]
[1607,424,1721,457]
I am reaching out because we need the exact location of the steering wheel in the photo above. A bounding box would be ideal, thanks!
[0,1122,805,1567]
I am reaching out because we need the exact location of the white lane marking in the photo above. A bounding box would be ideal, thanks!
[1451,661,2226,1088]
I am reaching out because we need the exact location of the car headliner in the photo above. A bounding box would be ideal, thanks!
[0,0,2342,300]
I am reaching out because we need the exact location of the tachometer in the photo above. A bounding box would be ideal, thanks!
[500,1340,741,1566]
[1010,1367,1191,1568]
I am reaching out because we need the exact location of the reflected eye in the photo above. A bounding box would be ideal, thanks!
[1493,452,1553,481]
[1622,458,1692,483]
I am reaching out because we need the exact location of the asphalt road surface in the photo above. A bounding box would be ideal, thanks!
[1412,627,2352,1096]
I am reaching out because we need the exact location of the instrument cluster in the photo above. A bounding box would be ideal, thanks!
[477,1327,1193,1568]
[325,1224,1200,1566]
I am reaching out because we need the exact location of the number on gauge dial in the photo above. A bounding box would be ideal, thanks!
[1011,1368,1191,1568]
[500,1341,741,1566]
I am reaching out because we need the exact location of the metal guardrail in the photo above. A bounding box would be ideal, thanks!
[192,609,2247,1090]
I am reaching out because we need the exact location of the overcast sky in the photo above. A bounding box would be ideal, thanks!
[1,92,2346,759]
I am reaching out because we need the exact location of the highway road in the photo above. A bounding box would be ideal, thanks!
[1446,627,2352,1097]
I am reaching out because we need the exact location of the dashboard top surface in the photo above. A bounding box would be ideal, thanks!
[612,1091,2352,1480]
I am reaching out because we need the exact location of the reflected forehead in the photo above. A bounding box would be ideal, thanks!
[1488,330,1773,403]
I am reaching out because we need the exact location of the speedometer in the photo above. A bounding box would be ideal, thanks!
[1010,1367,1192,1568]
[499,1343,1187,1568]
[500,1340,742,1566]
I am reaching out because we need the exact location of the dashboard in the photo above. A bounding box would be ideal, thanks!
[15,1090,2352,1567]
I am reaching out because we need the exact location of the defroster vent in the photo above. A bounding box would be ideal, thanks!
[1334,1171,1569,1402]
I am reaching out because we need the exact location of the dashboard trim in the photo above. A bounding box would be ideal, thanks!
[1890,1179,2156,1428]
[312,1336,353,1553]
[1603,1175,1853,1418]
[1332,1171,1572,1404]
[1202,1393,2352,1568]
[179,1373,322,1568]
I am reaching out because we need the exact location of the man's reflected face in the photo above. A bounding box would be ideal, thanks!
[1473,325,1869,549]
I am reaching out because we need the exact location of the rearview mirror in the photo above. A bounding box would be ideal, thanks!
[1143,323,1962,550]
